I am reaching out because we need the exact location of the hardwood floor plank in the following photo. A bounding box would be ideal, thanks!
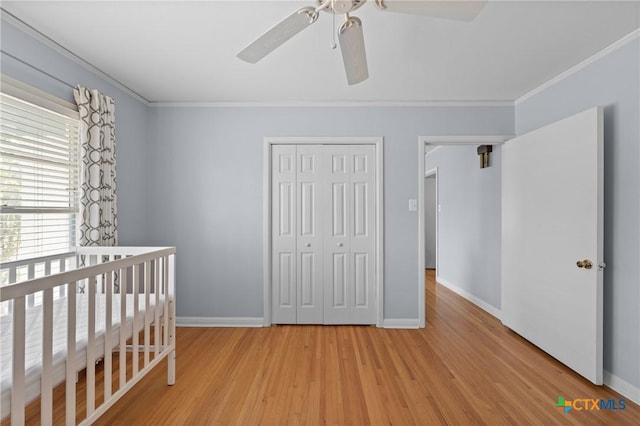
[13,270,638,425]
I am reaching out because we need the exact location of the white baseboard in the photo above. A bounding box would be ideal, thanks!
[436,276,502,320]
[177,317,264,327]
[179,316,422,329]
[604,370,640,406]
[382,319,420,329]
[179,317,424,329]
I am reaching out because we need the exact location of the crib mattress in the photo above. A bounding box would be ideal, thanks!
[0,293,166,416]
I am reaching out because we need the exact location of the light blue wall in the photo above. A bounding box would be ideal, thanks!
[0,18,151,245]
[424,175,436,269]
[147,106,513,319]
[425,145,502,310]
[516,39,640,388]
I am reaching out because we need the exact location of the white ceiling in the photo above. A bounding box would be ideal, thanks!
[2,1,639,104]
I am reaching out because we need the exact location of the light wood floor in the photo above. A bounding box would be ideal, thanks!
[54,271,640,424]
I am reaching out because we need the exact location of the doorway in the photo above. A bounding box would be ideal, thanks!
[263,137,384,326]
[417,136,511,328]
[424,168,438,326]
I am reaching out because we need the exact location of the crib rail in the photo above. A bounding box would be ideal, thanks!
[0,252,76,311]
[0,246,176,426]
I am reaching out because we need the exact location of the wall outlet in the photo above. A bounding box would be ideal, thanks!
[408,199,417,211]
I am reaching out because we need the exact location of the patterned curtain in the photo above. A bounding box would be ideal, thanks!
[74,86,118,247]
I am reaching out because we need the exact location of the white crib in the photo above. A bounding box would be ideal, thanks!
[0,246,176,425]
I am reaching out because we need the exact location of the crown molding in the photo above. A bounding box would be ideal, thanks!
[0,8,150,106]
[515,29,640,105]
[149,100,514,108]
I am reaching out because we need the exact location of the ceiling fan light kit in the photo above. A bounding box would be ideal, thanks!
[237,0,487,85]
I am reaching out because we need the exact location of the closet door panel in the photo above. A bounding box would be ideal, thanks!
[353,183,369,237]
[323,146,350,324]
[272,145,297,324]
[350,145,376,324]
[278,253,294,306]
[300,182,316,236]
[297,145,324,324]
[354,253,369,306]
[332,253,348,307]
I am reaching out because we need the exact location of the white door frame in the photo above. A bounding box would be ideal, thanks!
[264,137,384,326]
[417,136,511,328]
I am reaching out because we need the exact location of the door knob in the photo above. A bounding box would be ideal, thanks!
[576,259,593,269]
[305,243,311,247]
[337,243,343,247]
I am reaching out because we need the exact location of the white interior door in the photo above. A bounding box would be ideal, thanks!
[502,106,603,384]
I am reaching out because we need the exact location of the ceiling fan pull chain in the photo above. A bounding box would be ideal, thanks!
[331,3,337,49]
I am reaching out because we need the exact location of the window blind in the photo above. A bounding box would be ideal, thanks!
[0,90,80,262]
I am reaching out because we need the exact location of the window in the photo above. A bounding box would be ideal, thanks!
[0,78,80,264]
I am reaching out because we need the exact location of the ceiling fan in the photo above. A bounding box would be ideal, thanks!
[237,0,487,85]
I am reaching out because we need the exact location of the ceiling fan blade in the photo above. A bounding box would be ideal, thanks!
[375,0,487,21]
[237,7,319,63]
[338,16,369,85]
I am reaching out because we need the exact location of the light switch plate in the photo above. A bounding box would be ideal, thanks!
[408,199,417,211]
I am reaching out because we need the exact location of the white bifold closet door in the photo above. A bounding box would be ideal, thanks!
[271,144,376,325]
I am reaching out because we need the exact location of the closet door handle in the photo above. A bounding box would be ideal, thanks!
[337,243,343,247]
[305,243,311,247]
